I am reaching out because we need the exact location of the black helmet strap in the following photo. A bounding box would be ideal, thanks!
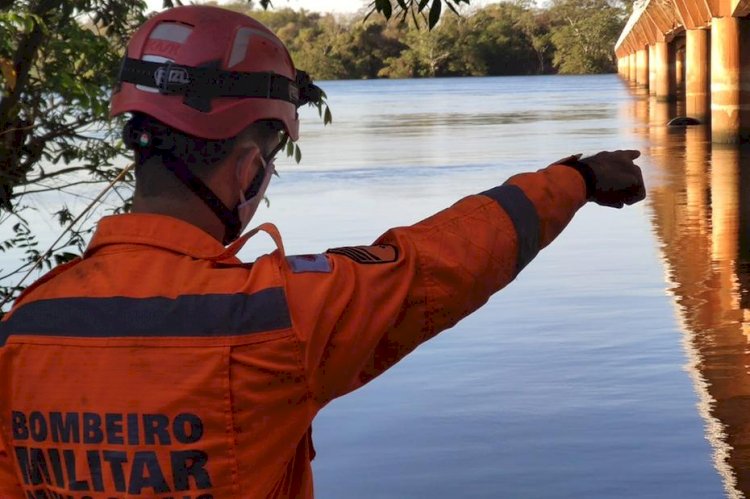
[160,154,242,245]
[117,57,322,113]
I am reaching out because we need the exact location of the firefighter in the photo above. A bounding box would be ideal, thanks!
[0,5,645,498]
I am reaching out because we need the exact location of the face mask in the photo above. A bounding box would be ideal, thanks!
[236,154,275,232]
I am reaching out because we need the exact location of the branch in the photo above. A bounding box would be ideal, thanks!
[14,165,92,186]
[28,120,93,146]
[14,179,109,197]
[0,260,37,283]
[0,121,35,137]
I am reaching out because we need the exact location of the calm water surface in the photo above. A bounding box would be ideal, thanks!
[4,75,742,497]
[261,76,726,498]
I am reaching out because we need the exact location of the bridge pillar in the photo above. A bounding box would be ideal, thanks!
[676,48,685,90]
[637,48,649,89]
[619,56,630,78]
[629,52,637,82]
[649,45,657,95]
[711,17,750,144]
[655,41,673,101]
[687,28,710,123]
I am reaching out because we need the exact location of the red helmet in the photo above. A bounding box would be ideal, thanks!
[111,5,317,141]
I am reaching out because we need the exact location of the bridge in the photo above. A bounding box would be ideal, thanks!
[615,0,750,143]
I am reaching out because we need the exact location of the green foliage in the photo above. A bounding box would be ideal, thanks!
[222,1,626,81]
[0,0,146,308]
[548,0,628,74]
[369,0,470,30]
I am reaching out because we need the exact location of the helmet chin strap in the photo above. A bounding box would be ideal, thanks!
[161,154,244,245]
[132,123,283,245]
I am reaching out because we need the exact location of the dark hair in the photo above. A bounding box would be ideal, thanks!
[124,113,282,168]
[124,113,283,197]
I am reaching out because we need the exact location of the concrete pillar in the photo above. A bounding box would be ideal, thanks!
[655,41,673,101]
[686,29,710,123]
[620,57,630,79]
[649,45,657,95]
[629,52,637,82]
[711,17,750,144]
[637,48,649,88]
[676,49,685,89]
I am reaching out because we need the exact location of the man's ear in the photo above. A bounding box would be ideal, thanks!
[235,145,262,187]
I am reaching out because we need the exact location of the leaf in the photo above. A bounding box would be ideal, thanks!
[53,251,79,266]
[0,57,16,91]
[429,0,442,29]
[294,144,302,163]
[323,106,333,125]
[376,0,392,19]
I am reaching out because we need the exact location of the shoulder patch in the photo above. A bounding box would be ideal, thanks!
[326,244,398,264]
[287,254,331,274]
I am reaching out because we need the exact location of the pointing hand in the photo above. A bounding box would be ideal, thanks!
[565,150,646,209]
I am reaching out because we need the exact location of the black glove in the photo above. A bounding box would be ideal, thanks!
[557,150,646,209]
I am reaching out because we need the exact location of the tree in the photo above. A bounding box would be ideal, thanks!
[512,1,554,74]
[0,0,146,305]
[548,0,628,74]
[466,3,539,76]
[380,23,452,78]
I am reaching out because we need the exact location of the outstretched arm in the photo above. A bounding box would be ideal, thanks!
[284,151,645,408]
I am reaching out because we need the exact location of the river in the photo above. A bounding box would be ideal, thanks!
[266,75,729,498]
[2,75,739,497]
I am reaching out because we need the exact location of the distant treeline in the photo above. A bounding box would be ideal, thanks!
[224,0,628,80]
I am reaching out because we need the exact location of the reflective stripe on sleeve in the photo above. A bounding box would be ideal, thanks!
[0,287,291,346]
[480,184,541,275]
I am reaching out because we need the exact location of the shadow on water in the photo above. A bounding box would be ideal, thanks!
[633,91,750,499]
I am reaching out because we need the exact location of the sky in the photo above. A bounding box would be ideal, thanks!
[145,0,498,15]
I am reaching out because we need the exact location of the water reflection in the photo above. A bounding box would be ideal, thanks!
[635,94,750,498]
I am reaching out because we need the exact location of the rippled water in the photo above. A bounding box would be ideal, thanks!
[3,75,740,497]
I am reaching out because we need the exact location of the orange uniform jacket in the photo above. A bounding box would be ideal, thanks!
[0,163,586,498]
